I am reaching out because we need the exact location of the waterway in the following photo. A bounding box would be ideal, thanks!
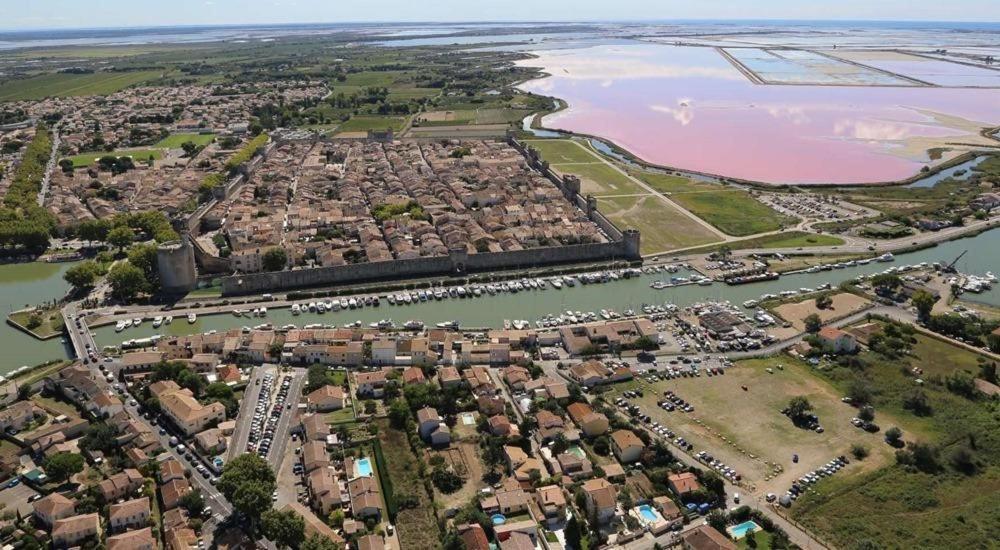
[905,156,989,188]
[94,229,1000,351]
[0,261,75,371]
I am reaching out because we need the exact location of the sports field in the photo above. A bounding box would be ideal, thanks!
[154,133,216,148]
[334,115,408,134]
[65,149,163,168]
[0,70,161,101]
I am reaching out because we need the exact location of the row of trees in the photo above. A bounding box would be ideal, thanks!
[0,125,58,251]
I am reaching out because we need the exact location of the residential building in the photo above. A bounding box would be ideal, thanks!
[566,402,609,436]
[611,429,645,464]
[33,493,75,527]
[108,497,150,532]
[581,478,618,524]
[51,513,100,548]
[108,527,156,550]
[306,384,345,411]
[682,525,737,550]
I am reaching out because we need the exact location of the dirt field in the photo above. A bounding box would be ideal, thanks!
[426,442,485,511]
[773,293,870,331]
[604,355,900,495]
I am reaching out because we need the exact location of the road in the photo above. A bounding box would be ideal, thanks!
[228,365,276,461]
[265,369,305,470]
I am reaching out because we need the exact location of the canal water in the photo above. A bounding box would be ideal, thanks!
[905,156,989,188]
[0,261,75,371]
[94,228,1000,351]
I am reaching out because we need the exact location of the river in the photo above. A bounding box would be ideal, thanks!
[93,229,1000,351]
[0,261,75,371]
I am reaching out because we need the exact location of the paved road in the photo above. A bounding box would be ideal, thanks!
[228,365,276,461]
[37,126,59,206]
[266,369,305,469]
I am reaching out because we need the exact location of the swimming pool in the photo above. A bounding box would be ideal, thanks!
[728,520,761,539]
[356,457,374,477]
[491,514,507,525]
[637,504,660,523]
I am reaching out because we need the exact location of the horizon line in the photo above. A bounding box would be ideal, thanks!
[3,17,1000,33]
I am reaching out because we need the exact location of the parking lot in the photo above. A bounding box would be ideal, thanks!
[0,481,39,518]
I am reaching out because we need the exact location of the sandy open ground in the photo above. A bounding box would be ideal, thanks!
[773,293,870,331]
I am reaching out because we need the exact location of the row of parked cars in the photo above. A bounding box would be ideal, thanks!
[248,373,292,459]
[783,456,849,504]
[695,451,742,483]
[614,396,695,451]
[661,390,695,413]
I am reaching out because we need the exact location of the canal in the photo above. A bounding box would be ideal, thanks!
[93,228,1000,351]
[0,261,75,371]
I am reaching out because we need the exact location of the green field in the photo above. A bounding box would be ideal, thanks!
[154,133,216,148]
[792,326,1000,549]
[598,195,721,253]
[669,189,797,236]
[0,70,161,101]
[681,231,844,254]
[389,88,440,101]
[630,170,720,194]
[340,70,413,87]
[552,162,644,196]
[523,139,596,164]
[417,108,528,127]
[65,149,163,168]
[334,115,408,134]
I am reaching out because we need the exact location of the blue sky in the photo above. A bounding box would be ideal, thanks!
[4,0,1000,30]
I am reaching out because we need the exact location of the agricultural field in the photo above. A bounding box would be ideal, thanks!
[334,115,408,134]
[154,133,216,148]
[597,195,721,254]
[792,325,1000,549]
[668,189,797,236]
[415,108,528,127]
[630,170,720,194]
[602,355,902,495]
[64,149,163,168]
[0,70,161,101]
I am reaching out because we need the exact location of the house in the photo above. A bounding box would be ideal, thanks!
[500,532,535,550]
[108,527,156,550]
[108,497,150,532]
[566,402,609,436]
[970,192,1000,211]
[581,478,618,524]
[51,513,100,548]
[535,410,565,441]
[307,385,345,412]
[503,446,542,483]
[165,527,199,550]
[457,523,490,550]
[668,472,702,496]
[480,486,529,515]
[33,492,75,527]
[348,476,382,519]
[307,467,341,515]
[371,339,397,366]
[358,534,386,550]
[401,366,426,385]
[567,359,610,387]
[153,381,226,436]
[355,370,387,397]
[300,413,331,442]
[161,478,192,510]
[555,451,593,480]
[301,440,330,473]
[438,366,462,387]
[194,428,227,454]
[682,525,737,550]
[817,326,858,354]
[653,496,684,529]
[120,351,165,374]
[416,407,450,446]
[488,414,519,437]
[0,401,37,432]
[159,458,186,484]
[502,366,531,390]
[611,429,645,464]
[535,485,567,525]
[98,468,144,502]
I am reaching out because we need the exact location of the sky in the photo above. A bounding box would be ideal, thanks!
[3,0,1000,30]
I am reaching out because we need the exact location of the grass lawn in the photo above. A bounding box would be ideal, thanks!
[552,162,645,196]
[335,115,408,134]
[155,133,215,148]
[680,231,844,255]
[65,149,163,168]
[630,170,719,194]
[597,195,721,254]
[8,307,64,339]
[669,190,797,236]
[324,407,355,425]
[388,88,440,101]
[31,394,79,417]
[737,529,772,549]
[376,420,440,549]
[0,70,161,101]
[523,139,597,164]
[790,326,1000,549]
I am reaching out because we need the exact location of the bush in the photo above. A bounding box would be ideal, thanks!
[850,444,869,460]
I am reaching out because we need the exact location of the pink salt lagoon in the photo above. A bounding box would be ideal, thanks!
[518,43,1000,184]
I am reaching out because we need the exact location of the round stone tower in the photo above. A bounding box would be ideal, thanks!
[157,237,197,294]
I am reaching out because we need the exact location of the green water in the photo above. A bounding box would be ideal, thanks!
[95,229,1000,350]
[0,229,995,370]
[0,261,75,372]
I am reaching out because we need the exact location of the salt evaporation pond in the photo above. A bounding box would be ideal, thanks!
[518,42,1000,184]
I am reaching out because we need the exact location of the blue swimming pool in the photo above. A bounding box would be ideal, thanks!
[729,520,761,539]
[491,514,507,525]
[356,457,373,477]
[638,504,659,523]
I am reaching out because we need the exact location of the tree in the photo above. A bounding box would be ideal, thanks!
[64,260,101,289]
[262,247,288,272]
[885,426,903,446]
[850,443,869,460]
[858,405,875,423]
[804,313,822,334]
[786,396,813,420]
[815,294,833,310]
[911,289,936,321]
[261,508,305,549]
[127,243,159,282]
[181,141,199,157]
[218,454,276,528]
[108,262,148,302]
[43,452,84,483]
[300,533,342,550]
[106,225,135,250]
[564,515,582,550]
[179,490,205,514]
[387,398,411,429]
[77,218,111,242]
[431,466,465,494]
[871,273,902,292]
[80,422,120,454]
